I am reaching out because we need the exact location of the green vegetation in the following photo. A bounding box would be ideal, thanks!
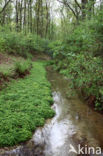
[15,60,32,76]
[0,1,54,147]
[0,0,103,148]
[0,60,31,78]
[0,64,14,78]
[0,54,32,91]
[0,30,49,58]
[0,62,54,146]
[49,11,103,111]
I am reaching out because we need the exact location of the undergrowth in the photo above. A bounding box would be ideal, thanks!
[0,29,49,58]
[48,11,103,111]
[0,62,54,147]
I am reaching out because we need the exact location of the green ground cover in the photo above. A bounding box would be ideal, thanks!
[0,61,54,147]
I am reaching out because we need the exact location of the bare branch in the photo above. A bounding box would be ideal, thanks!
[57,0,78,19]
[74,0,81,9]
[0,0,12,14]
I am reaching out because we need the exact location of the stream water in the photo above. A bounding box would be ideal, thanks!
[0,67,103,156]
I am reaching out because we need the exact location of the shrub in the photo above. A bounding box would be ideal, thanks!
[50,10,103,111]
[0,28,49,58]
[56,53,103,110]
[15,60,32,76]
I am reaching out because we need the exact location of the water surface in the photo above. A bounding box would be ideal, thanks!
[0,67,103,156]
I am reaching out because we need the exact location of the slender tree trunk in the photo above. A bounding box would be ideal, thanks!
[100,0,103,9]
[28,0,30,33]
[20,0,23,31]
[37,0,40,35]
[24,0,27,34]
[41,0,43,37]
[30,0,32,33]
[45,2,49,38]
[81,0,87,19]
[16,0,19,31]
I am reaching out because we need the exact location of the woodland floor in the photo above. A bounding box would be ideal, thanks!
[0,56,55,147]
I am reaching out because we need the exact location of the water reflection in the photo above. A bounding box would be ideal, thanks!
[0,68,103,156]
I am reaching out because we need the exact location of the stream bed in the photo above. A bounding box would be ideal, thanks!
[0,67,103,156]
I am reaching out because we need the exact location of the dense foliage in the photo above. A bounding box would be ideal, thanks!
[49,11,103,111]
[15,60,32,76]
[1,0,103,149]
[0,28,49,58]
[0,62,54,146]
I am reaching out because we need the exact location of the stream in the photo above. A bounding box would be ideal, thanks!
[0,67,103,156]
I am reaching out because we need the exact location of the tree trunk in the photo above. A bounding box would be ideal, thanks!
[45,2,49,38]
[41,0,43,37]
[81,0,87,19]
[37,0,40,35]
[30,0,32,33]
[16,0,19,31]
[28,0,30,33]
[24,0,27,34]
[20,0,23,31]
